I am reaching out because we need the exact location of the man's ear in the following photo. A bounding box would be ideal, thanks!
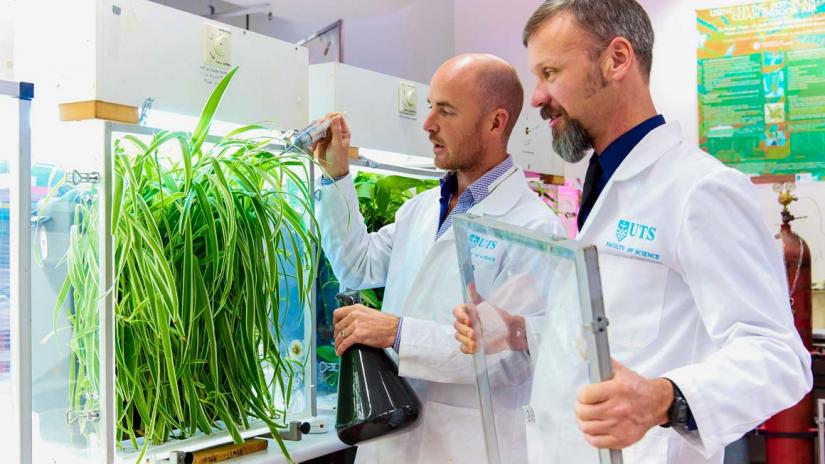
[603,36,634,81]
[490,108,509,135]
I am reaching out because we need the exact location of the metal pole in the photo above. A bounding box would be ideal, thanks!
[10,81,34,464]
[309,161,318,418]
[101,123,116,462]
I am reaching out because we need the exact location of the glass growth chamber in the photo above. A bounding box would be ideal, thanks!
[29,114,318,463]
[13,0,321,461]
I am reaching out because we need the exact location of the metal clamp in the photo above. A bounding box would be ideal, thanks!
[66,409,101,424]
[278,421,311,441]
[139,97,155,125]
[69,170,100,185]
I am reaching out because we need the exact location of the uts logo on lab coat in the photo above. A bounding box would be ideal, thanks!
[606,219,661,262]
[616,219,656,242]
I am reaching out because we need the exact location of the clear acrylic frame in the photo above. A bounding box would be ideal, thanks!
[453,214,622,464]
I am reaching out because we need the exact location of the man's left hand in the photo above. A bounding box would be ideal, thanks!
[333,304,400,355]
[575,359,674,449]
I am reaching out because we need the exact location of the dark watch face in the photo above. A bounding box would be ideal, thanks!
[670,395,690,425]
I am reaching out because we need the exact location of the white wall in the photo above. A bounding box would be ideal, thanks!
[341,2,454,84]
[0,0,14,81]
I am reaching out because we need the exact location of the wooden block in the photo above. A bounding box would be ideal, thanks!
[348,146,360,159]
[539,174,566,186]
[189,438,268,464]
[59,100,139,124]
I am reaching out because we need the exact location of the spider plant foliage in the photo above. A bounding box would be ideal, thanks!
[55,66,319,462]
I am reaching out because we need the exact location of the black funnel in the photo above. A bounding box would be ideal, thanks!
[334,291,421,446]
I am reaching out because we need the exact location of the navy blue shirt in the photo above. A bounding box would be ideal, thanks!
[578,115,665,229]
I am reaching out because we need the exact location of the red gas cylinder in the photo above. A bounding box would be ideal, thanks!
[763,194,814,464]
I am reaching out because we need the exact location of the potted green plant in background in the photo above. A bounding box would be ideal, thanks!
[44,67,319,463]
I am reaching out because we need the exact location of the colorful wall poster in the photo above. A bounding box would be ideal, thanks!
[697,1,825,178]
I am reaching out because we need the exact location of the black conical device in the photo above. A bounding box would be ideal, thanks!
[334,291,421,445]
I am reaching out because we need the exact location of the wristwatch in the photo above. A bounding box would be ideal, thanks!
[661,378,694,430]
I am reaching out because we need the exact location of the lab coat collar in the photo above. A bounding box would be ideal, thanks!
[435,165,523,243]
[610,122,683,182]
[577,122,683,239]
[468,165,523,217]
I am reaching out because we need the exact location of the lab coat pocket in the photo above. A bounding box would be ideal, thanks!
[419,402,487,463]
[599,253,667,348]
[525,415,601,463]
[623,426,669,463]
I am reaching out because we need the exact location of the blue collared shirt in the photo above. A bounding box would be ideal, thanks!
[578,115,665,227]
[436,155,513,239]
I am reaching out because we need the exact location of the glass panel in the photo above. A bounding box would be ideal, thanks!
[0,94,17,458]
[31,119,106,463]
[315,250,341,404]
[453,214,619,464]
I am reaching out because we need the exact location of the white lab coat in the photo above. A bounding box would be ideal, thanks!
[526,122,813,464]
[316,166,564,464]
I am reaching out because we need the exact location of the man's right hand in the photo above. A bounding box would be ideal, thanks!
[454,303,529,354]
[311,112,351,179]
[454,304,479,354]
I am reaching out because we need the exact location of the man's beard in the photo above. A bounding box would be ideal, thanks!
[541,106,593,164]
[430,121,484,171]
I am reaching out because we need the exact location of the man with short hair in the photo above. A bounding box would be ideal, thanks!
[316,53,564,463]
[455,1,811,463]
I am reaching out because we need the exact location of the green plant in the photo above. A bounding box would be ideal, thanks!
[50,67,318,463]
[353,172,438,233]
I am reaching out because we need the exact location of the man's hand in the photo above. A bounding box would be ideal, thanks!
[453,283,528,355]
[310,112,351,179]
[575,359,674,449]
[453,304,479,354]
[333,304,400,355]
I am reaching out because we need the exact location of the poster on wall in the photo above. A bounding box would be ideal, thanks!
[697,1,825,178]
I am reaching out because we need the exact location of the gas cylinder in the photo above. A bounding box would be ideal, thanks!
[763,182,814,464]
